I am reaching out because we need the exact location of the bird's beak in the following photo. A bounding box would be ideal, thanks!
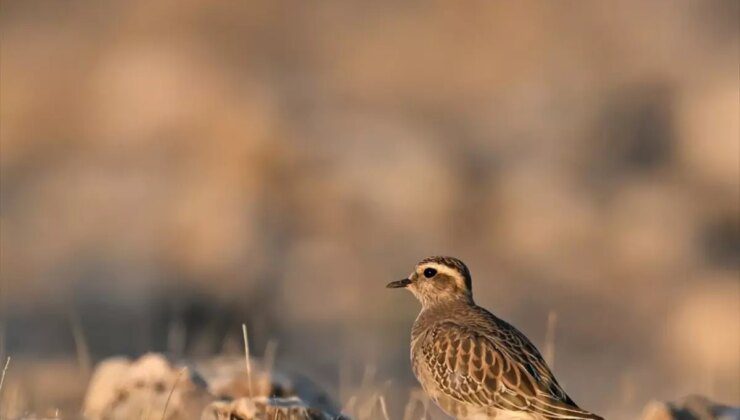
[386,278,412,288]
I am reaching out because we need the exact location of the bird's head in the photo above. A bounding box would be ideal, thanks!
[387,256,473,307]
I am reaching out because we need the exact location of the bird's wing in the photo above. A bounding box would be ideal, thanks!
[420,321,602,419]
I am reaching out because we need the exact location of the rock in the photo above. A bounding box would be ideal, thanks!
[642,395,740,420]
[83,354,344,420]
[82,353,212,420]
[82,357,132,418]
[195,356,340,416]
[200,397,346,420]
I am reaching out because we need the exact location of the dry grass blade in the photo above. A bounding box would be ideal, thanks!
[378,395,391,420]
[161,367,187,420]
[69,310,92,378]
[360,364,376,390]
[242,323,254,397]
[619,372,636,406]
[341,395,357,415]
[338,356,350,408]
[543,310,558,368]
[0,356,10,396]
[420,390,429,420]
[402,392,420,420]
[167,319,186,359]
[263,339,278,380]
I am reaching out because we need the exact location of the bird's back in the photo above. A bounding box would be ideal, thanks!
[411,301,602,420]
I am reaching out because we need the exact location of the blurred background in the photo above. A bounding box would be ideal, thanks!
[1,0,738,418]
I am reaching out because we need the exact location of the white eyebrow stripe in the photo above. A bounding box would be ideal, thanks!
[418,262,464,285]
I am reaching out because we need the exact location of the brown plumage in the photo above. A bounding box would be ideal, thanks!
[387,256,603,420]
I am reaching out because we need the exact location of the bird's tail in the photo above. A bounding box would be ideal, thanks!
[537,400,604,420]
[543,409,604,420]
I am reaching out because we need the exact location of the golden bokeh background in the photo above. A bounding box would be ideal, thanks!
[1,1,738,418]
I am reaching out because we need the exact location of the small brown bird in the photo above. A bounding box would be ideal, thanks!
[387,256,603,420]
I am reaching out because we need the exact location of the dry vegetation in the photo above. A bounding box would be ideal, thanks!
[1,0,738,419]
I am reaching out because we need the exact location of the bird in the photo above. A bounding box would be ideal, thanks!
[387,256,603,420]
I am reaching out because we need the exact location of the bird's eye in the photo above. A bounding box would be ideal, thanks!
[423,268,437,278]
